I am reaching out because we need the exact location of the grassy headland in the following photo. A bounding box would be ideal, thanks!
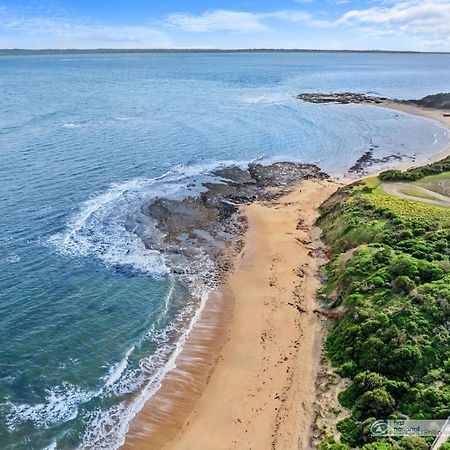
[317,158,450,449]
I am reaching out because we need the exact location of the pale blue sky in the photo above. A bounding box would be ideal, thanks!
[0,0,449,51]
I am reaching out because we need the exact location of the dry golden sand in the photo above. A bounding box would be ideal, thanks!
[165,180,339,450]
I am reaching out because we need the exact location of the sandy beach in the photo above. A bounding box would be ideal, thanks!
[164,179,339,450]
[121,100,450,450]
[122,178,340,450]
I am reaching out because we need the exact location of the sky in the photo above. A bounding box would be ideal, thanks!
[0,0,449,51]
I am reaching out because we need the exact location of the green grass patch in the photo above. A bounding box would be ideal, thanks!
[363,176,381,189]
[399,188,437,201]
[361,191,450,227]
[413,171,450,197]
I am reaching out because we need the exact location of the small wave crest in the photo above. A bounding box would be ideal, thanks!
[5,253,21,263]
[3,382,97,431]
[49,177,172,277]
[104,347,135,389]
[240,92,291,105]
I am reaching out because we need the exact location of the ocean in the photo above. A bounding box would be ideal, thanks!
[0,51,449,450]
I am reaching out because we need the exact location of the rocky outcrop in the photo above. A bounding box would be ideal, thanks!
[348,150,410,176]
[297,92,387,105]
[297,91,450,110]
[247,162,326,186]
[138,162,328,277]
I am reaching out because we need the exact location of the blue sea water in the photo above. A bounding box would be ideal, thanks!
[0,52,449,450]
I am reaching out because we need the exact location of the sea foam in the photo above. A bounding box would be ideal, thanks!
[4,383,97,430]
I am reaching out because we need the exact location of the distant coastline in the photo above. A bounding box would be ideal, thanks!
[2,48,450,56]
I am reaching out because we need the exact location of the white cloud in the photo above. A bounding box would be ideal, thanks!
[267,10,313,22]
[1,1,449,50]
[338,0,450,42]
[166,10,270,33]
[166,1,450,45]
[0,7,172,47]
[268,10,332,28]
[166,9,330,34]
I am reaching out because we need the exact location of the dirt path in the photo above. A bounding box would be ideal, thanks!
[381,182,450,208]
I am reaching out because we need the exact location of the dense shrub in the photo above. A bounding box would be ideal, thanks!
[353,389,395,420]
[379,156,450,182]
[318,436,351,450]
[337,417,363,447]
[379,169,423,182]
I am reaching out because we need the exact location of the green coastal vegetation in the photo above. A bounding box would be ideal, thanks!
[317,157,450,449]
[378,156,450,183]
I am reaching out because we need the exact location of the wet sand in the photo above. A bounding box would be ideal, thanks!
[121,283,234,450]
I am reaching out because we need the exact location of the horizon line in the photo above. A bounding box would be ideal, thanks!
[1,48,450,55]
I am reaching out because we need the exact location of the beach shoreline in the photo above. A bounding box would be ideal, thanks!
[381,100,450,164]
[121,100,450,450]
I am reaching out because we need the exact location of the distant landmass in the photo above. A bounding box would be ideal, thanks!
[416,93,450,109]
[1,48,450,56]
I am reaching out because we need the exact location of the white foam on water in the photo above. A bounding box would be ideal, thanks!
[254,94,266,104]
[163,277,175,316]
[5,253,21,263]
[48,158,263,277]
[100,258,215,399]
[165,157,257,180]
[3,383,99,431]
[240,92,291,106]
[104,346,135,389]
[81,279,213,450]
[48,176,172,277]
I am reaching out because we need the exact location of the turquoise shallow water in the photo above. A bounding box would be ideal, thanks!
[0,52,449,450]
